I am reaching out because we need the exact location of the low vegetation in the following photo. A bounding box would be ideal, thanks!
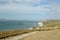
[0,30,33,39]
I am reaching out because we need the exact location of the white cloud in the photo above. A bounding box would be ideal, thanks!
[0,0,60,20]
[0,0,50,14]
[0,5,50,14]
[0,0,60,14]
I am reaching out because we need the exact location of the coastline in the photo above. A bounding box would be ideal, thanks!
[0,26,60,40]
[0,20,60,40]
[0,26,59,39]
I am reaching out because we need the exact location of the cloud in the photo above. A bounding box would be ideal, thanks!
[0,0,60,20]
[0,0,50,14]
[0,0,60,14]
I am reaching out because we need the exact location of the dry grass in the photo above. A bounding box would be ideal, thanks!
[0,30,33,39]
[43,20,60,27]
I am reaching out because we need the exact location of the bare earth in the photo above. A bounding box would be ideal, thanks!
[22,29,60,40]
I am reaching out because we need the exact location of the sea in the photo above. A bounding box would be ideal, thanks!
[0,20,39,31]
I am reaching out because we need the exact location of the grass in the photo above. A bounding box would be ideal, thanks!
[0,30,33,39]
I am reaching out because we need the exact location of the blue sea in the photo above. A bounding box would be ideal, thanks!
[0,20,39,30]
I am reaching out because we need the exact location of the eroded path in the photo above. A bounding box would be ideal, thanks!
[22,29,60,40]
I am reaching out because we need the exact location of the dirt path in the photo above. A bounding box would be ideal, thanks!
[22,29,60,40]
[0,32,37,40]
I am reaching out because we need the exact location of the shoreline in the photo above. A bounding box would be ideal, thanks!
[0,20,60,40]
[0,27,33,31]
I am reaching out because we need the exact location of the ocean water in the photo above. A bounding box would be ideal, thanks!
[0,20,38,30]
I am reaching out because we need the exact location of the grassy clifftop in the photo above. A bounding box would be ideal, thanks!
[0,30,33,39]
[43,20,60,28]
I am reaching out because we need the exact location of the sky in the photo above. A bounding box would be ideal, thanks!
[0,0,60,20]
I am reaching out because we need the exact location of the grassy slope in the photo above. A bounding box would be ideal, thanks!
[0,30,33,39]
[43,20,60,28]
